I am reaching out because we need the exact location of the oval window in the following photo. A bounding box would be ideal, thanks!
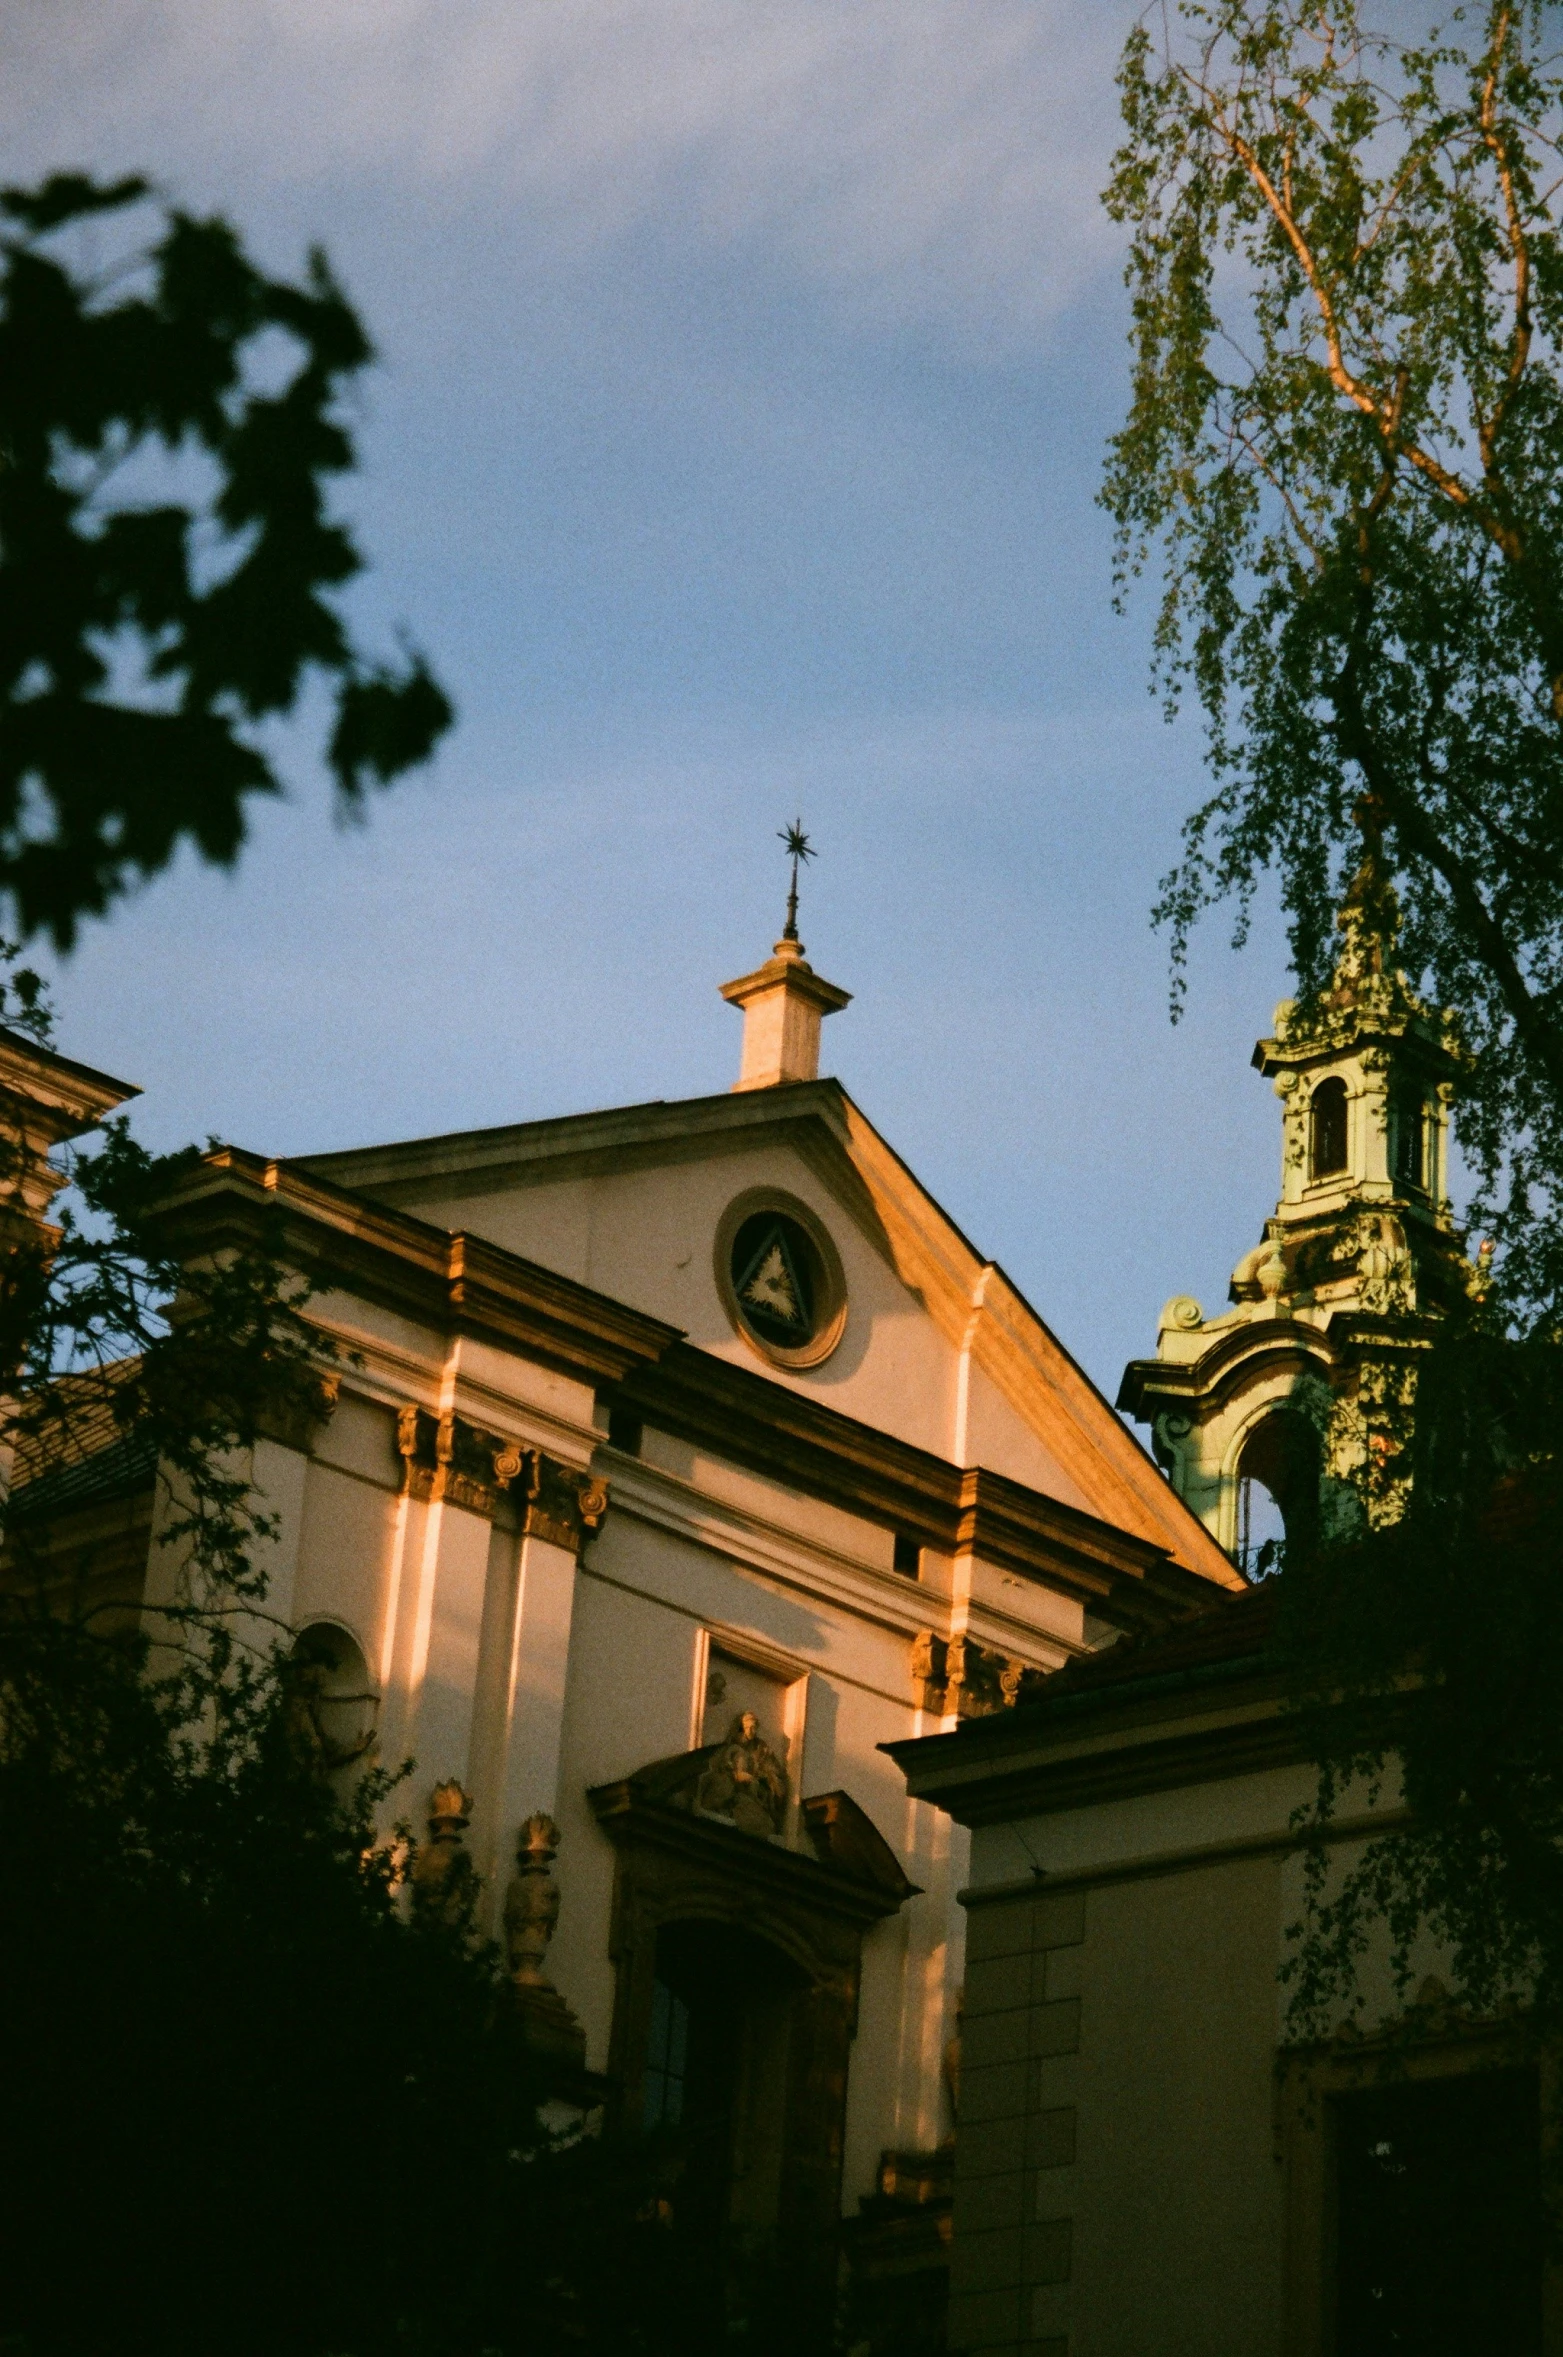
[716,1190,848,1369]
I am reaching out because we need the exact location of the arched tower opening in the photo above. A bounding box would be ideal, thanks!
[1310,1075,1349,1178]
[1235,1409,1319,1579]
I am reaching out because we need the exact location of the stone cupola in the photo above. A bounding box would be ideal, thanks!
[720,934,850,1091]
[1118,862,1470,1570]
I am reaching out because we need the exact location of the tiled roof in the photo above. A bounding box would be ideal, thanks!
[1015,1583,1277,1714]
[8,1359,156,1520]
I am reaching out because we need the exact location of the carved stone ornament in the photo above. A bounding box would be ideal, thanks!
[395,1408,608,1552]
[517,1452,610,1553]
[694,1710,789,1835]
[503,1811,586,2065]
[911,1630,1047,1719]
[258,1368,341,1453]
[504,1811,563,1986]
[409,1780,477,1929]
[397,1405,500,1517]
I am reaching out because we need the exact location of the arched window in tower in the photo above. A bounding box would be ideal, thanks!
[1393,1088,1427,1190]
[1235,1410,1320,1579]
[1310,1076,1349,1179]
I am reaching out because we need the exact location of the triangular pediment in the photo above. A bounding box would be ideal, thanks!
[300,1082,1237,1587]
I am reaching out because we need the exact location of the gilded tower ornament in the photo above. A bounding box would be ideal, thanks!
[1118,857,1474,1570]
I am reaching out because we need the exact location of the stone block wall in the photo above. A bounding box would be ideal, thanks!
[948,1887,1085,2357]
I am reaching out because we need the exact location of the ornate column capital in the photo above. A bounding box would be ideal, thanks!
[395,1410,608,1552]
[510,1448,609,1553]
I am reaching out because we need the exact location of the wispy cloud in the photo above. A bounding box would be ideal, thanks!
[6,0,1131,339]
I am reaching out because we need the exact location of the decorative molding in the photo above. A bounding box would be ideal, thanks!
[520,1451,609,1553]
[394,1406,608,1552]
[713,1185,849,1372]
[396,1404,501,1517]
[911,1628,1049,1719]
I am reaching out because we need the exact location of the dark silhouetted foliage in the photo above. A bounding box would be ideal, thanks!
[0,173,452,949]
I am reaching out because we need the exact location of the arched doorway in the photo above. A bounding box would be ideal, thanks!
[1235,1409,1319,1578]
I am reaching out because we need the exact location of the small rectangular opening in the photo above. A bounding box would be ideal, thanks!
[892,1533,922,1579]
[606,1404,643,1457]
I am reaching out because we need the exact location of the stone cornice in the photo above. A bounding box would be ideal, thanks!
[146,1148,682,1388]
[587,1771,914,1933]
[0,1026,139,1138]
[886,1658,1300,1824]
[613,1346,1217,1632]
[295,1079,852,1203]
[1118,1301,1442,1418]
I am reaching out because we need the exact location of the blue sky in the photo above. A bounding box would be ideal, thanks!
[5,0,1296,1404]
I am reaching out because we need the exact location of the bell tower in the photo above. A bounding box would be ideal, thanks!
[1118,862,1470,1572]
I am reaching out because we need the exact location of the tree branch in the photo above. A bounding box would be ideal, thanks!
[1333,652,1563,1116]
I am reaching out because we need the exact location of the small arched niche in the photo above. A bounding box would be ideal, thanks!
[288,1622,379,1787]
[1310,1075,1349,1180]
[1236,1410,1320,1579]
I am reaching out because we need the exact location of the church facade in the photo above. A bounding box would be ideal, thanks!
[11,915,1239,2334]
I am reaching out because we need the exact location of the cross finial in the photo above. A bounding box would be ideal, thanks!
[779,819,814,943]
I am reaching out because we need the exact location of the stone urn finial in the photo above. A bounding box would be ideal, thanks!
[409,1780,476,1928]
[502,1811,586,2066]
[505,1811,564,1987]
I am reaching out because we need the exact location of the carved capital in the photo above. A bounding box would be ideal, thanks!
[394,1414,609,1551]
[911,1628,1046,1718]
[396,1404,501,1515]
[257,1369,340,1453]
[518,1450,609,1554]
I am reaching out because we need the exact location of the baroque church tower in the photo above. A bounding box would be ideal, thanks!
[1119,863,1472,1573]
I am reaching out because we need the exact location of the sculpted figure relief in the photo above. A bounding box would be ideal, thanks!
[695,1709,789,1836]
